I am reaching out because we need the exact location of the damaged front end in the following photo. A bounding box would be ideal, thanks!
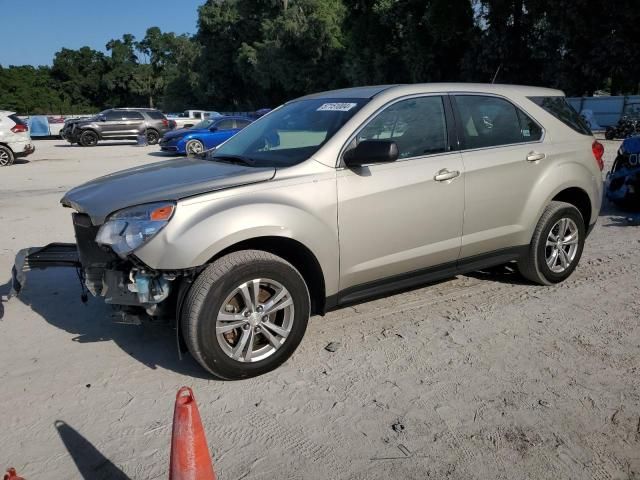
[13,209,193,323]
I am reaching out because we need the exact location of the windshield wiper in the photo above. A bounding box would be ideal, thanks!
[211,154,256,167]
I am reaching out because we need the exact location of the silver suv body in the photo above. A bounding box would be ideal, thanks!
[58,84,603,378]
[62,108,171,147]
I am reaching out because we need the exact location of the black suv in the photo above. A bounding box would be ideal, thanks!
[62,108,173,147]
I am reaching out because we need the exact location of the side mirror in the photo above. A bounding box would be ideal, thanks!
[209,126,218,132]
[344,140,399,167]
[99,115,106,122]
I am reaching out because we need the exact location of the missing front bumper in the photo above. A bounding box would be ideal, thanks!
[11,243,80,296]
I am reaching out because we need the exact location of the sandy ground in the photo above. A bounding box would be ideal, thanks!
[0,139,639,480]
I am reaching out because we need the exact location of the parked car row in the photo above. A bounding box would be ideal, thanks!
[57,107,254,152]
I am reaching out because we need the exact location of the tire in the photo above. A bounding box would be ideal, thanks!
[185,139,204,156]
[79,130,99,147]
[518,201,586,285]
[182,250,310,379]
[146,129,160,145]
[605,128,615,140]
[0,145,15,166]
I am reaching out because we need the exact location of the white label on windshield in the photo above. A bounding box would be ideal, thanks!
[317,102,357,112]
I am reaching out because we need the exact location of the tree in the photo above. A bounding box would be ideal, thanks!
[51,47,109,110]
[236,0,348,105]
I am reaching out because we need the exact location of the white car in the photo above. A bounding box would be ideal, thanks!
[0,111,35,166]
[167,110,221,129]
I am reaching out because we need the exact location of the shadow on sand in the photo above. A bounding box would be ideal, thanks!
[0,267,209,379]
[55,420,131,480]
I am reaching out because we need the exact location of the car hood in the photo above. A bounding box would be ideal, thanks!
[61,158,276,224]
[163,127,208,139]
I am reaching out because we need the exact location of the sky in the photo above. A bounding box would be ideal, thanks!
[0,0,203,67]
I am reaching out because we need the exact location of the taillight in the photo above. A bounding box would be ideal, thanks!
[162,119,169,128]
[592,140,604,171]
[11,124,28,133]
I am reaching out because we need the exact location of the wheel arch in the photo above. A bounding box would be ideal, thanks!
[211,236,327,316]
[551,186,592,228]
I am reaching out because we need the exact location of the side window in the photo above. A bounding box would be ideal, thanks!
[146,111,165,120]
[517,109,543,141]
[122,111,144,120]
[216,119,235,130]
[454,95,533,149]
[104,111,122,121]
[236,120,251,128]
[356,96,448,159]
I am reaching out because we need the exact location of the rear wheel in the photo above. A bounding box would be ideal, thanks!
[182,250,310,379]
[0,145,15,166]
[185,139,204,156]
[518,201,585,285]
[79,130,98,147]
[146,129,160,145]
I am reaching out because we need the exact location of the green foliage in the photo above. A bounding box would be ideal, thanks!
[1,0,639,114]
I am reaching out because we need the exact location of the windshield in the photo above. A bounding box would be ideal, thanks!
[211,98,368,167]
[192,119,215,130]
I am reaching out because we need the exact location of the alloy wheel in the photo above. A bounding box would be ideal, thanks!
[545,218,579,273]
[186,140,204,155]
[216,278,295,363]
[0,149,11,166]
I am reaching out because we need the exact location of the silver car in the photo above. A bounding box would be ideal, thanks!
[32,84,604,378]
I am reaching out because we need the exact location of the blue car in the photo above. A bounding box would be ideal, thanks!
[159,116,253,155]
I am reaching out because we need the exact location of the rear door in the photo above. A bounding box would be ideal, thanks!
[451,94,547,258]
[120,111,145,136]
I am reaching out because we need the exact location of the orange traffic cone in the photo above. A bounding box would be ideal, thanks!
[169,387,216,480]
[4,468,25,480]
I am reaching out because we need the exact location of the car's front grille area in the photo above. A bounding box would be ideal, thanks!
[72,213,116,267]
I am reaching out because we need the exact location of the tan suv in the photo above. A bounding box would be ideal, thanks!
[21,84,603,379]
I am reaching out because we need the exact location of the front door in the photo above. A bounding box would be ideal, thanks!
[337,95,465,291]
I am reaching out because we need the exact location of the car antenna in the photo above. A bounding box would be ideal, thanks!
[491,64,502,84]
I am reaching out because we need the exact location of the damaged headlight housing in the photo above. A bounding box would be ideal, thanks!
[95,202,175,258]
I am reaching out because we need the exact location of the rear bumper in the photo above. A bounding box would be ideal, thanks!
[9,140,35,157]
[15,143,35,158]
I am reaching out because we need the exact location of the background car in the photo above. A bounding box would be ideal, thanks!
[0,111,35,166]
[61,108,173,147]
[159,115,253,155]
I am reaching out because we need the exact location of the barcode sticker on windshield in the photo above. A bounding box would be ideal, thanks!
[317,103,357,112]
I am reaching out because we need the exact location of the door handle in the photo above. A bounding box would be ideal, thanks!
[526,152,546,162]
[434,169,460,182]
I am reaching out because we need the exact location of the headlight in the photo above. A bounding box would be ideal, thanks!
[95,202,175,258]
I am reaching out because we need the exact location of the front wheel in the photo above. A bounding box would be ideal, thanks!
[185,139,204,156]
[518,201,586,285]
[79,130,99,147]
[182,250,310,379]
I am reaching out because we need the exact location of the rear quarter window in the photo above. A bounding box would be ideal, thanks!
[146,111,166,120]
[8,114,27,126]
[528,96,592,136]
